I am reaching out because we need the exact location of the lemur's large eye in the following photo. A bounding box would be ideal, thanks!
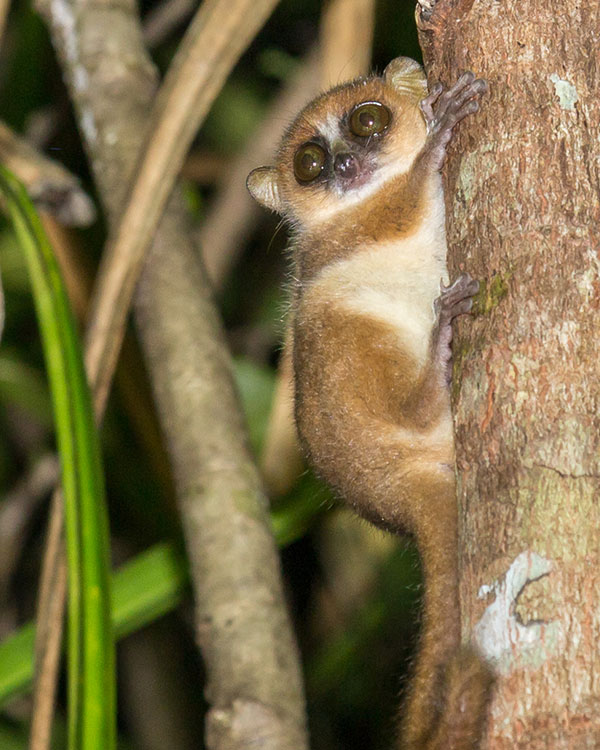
[293,142,326,183]
[349,102,391,137]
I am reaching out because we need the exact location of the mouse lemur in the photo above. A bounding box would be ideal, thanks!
[248,56,492,750]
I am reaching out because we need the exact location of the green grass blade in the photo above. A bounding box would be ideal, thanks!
[0,166,115,750]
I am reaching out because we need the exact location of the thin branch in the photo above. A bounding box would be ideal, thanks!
[0,454,59,604]
[85,0,282,418]
[0,122,95,226]
[134,199,310,750]
[142,0,195,49]
[319,0,376,89]
[28,490,66,750]
[0,0,11,49]
[200,49,320,288]
[180,150,228,185]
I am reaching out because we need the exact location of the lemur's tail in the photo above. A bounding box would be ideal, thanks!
[424,647,493,750]
[397,502,494,750]
[400,642,493,750]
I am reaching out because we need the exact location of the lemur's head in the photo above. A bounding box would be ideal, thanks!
[247,57,429,227]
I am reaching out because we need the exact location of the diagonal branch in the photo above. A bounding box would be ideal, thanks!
[200,48,320,289]
[35,0,308,748]
[85,0,282,418]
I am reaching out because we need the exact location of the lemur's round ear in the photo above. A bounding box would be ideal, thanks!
[247,167,284,214]
[383,57,427,100]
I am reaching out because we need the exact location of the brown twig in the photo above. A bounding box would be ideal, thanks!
[85,0,283,419]
[200,49,320,288]
[142,0,195,48]
[28,490,67,750]
[180,150,228,185]
[0,454,60,605]
[0,0,11,48]
[319,0,376,88]
[134,199,310,750]
[0,122,96,226]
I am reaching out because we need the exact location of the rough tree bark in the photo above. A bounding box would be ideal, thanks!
[418,1,600,747]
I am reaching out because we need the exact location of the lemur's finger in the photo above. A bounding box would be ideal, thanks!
[420,83,443,125]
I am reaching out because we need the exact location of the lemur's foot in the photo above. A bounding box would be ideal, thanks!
[434,273,479,383]
[436,273,480,322]
[420,73,487,171]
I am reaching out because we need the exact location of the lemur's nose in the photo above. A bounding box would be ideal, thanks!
[333,152,358,179]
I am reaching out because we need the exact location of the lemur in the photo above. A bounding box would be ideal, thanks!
[247,57,492,750]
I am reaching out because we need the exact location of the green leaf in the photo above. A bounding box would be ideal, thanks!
[0,167,115,750]
[0,499,323,706]
[0,348,52,425]
[111,542,188,640]
[0,623,36,704]
[0,542,188,706]
[232,356,275,456]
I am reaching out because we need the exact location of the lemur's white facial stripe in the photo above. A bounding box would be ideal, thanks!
[317,113,341,143]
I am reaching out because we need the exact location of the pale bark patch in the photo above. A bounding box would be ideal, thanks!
[474,551,561,676]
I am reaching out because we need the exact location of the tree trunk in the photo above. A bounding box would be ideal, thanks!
[418,1,600,747]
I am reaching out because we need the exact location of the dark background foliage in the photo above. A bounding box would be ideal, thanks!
[0,1,426,747]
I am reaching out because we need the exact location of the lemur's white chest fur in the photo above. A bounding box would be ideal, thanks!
[302,199,448,369]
